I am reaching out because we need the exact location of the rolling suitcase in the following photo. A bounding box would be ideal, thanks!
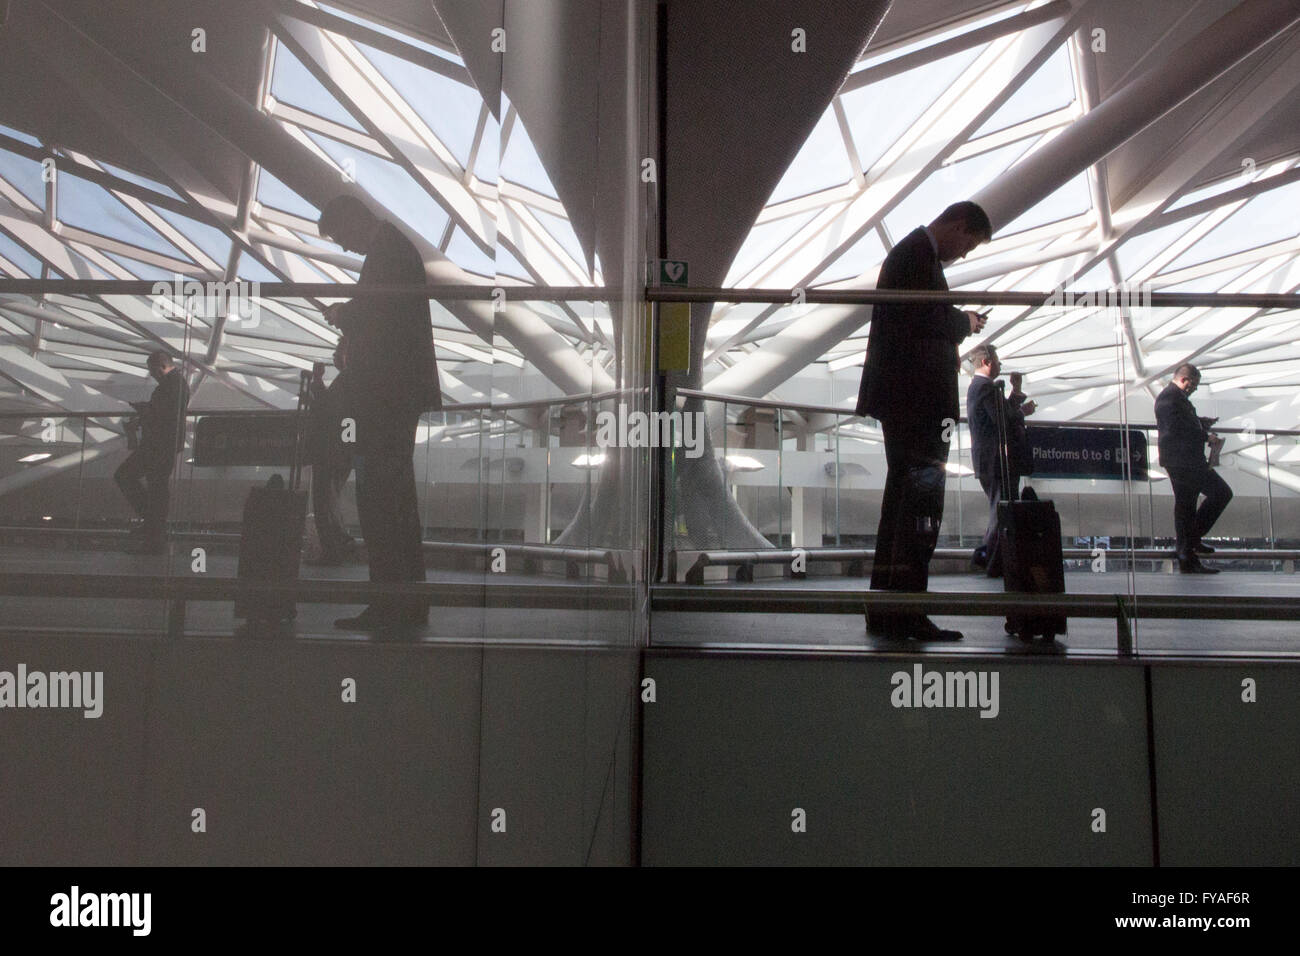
[234,371,311,626]
[994,381,1066,642]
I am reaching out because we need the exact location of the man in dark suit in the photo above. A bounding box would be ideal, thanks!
[318,196,442,631]
[1155,363,1231,573]
[967,345,1035,574]
[857,201,991,640]
[115,350,190,554]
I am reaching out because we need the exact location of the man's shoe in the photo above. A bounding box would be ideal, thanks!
[970,548,988,570]
[1193,542,1216,554]
[1178,556,1219,574]
[909,615,964,642]
[334,607,391,630]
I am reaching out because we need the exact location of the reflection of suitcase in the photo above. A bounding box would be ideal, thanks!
[235,478,306,623]
[994,382,1066,642]
[235,372,311,626]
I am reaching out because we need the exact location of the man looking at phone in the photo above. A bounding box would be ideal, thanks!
[1155,363,1231,573]
[856,201,992,640]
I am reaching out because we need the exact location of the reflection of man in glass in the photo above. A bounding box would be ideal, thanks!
[317,196,441,631]
[116,350,189,554]
[856,201,991,641]
[1155,363,1231,574]
[307,340,357,566]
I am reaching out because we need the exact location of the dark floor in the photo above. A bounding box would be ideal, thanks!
[1,544,1295,656]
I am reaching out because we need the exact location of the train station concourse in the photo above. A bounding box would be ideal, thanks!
[0,0,1298,871]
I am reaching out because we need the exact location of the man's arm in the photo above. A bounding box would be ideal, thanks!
[879,237,983,344]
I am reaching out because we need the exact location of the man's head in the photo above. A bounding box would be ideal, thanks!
[929,201,992,263]
[145,350,173,383]
[1174,363,1201,395]
[318,195,379,254]
[970,343,999,378]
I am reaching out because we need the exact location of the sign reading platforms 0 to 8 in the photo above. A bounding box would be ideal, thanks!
[193,414,298,466]
[1025,425,1148,481]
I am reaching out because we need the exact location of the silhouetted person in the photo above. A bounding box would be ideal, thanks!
[115,350,189,554]
[856,200,991,641]
[1155,363,1230,573]
[307,340,357,566]
[967,345,1036,574]
[317,196,441,630]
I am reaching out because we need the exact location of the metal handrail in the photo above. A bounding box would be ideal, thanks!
[0,387,647,421]
[674,389,1300,436]
[2,280,1296,309]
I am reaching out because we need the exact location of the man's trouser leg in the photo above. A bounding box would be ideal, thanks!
[115,450,150,520]
[116,449,172,543]
[356,408,423,620]
[1168,467,1201,557]
[1194,468,1233,545]
[872,418,950,596]
[980,473,999,553]
[142,459,173,544]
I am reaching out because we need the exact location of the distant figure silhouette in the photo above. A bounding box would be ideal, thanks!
[115,350,189,554]
[1155,363,1231,573]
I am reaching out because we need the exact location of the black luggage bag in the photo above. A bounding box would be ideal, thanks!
[993,381,1066,642]
[235,372,311,626]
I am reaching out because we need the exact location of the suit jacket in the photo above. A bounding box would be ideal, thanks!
[1155,381,1208,471]
[966,375,1030,486]
[139,367,189,462]
[855,227,972,426]
[331,221,441,416]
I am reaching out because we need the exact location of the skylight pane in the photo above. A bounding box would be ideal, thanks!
[0,231,44,278]
[972,43,1074,137]
[1114,217,1204,277]
[270,44,366,132]
[152,208,233,267]
[814,227,888,286]
[0,147,47,208]
[96,161,184,201]
[883,136,1038,238]
[1161,180,1300,274]
[841,44,988,174]
[256,169,321,219]
[725,210,821,285]
[999,170,1091,235]
[357,43,482,168]
[0,123,41,148]
[304,132,450,244]
[500,111,557,199]
[56,174,182,258]
[446,226,497,278]
[316,2,456,60]
[102,252,186,282]
[766,110,852,205]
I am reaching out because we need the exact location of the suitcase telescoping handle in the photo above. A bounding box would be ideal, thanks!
[994,380,1014,503]
[289,369,313,493]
